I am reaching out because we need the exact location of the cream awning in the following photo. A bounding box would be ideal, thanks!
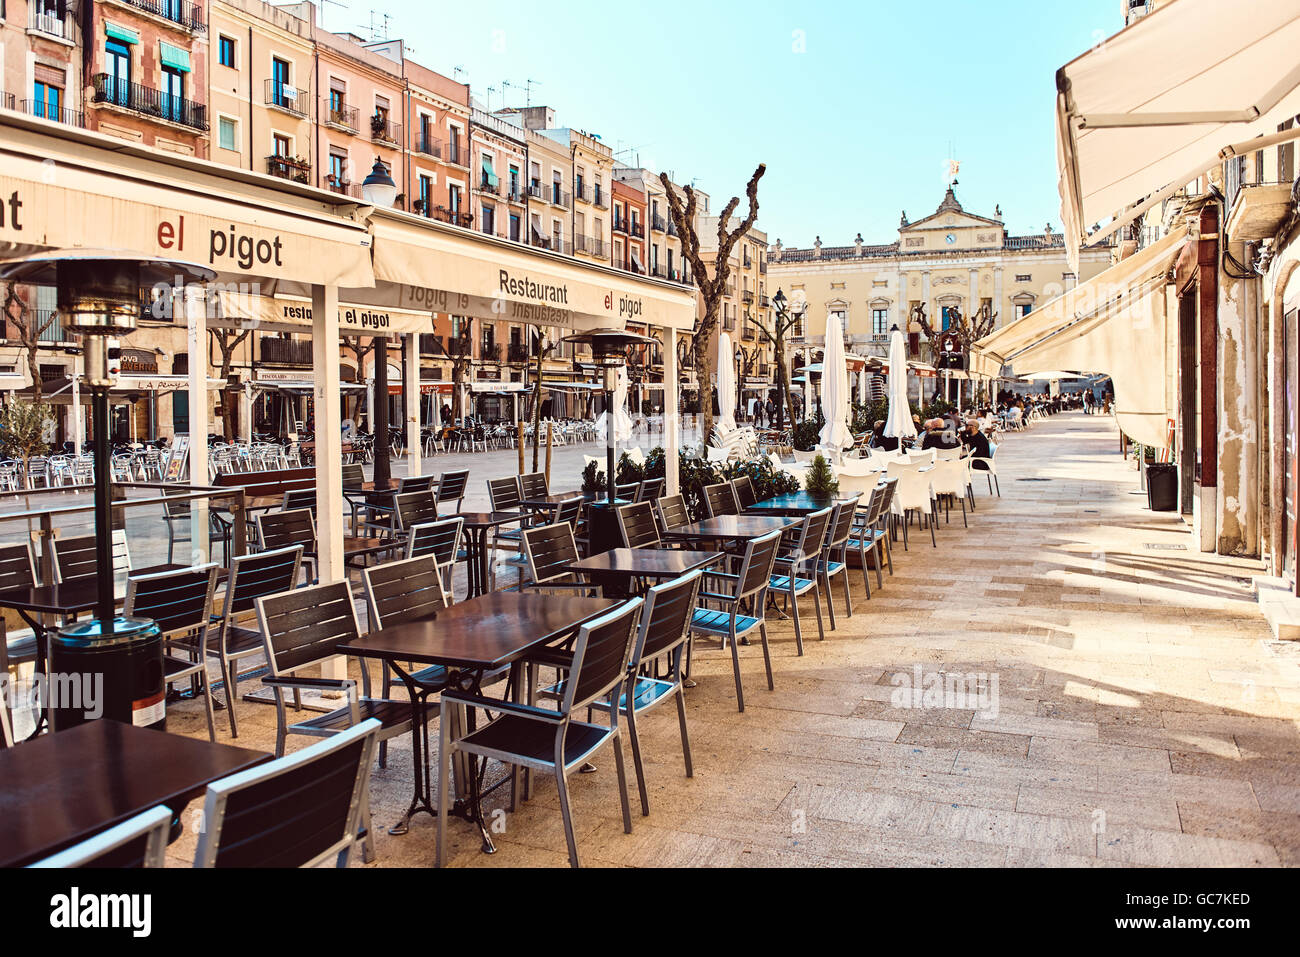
[211,292,434,336]
[971,229,1186,379]
[359,209,698,332]
[975,232,1187,447]
[0,112,374,288]
[1057,0,1300,268]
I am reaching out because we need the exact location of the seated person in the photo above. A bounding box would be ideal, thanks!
[920,418,960,451]
[960,417,993,461]
[870,420,899,452]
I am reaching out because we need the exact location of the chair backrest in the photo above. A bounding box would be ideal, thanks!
[0,541,36,591]
[399,474,437,494]
[29,805,172,869]
[731,474,757,509]
[364,554,448,629]
[522,522,581,586]
[636,477,664,503]
[634,570,701,664]
[655,494,689,532]
[929,458,968,496]
[193,718,381,868]
[553,496,584,530]
[223,545,304,623]
[406,517,464,568]
[487,476,522,511]
[282,488,317,513]
[701,482,738,518]
[934,446,962,461]
[393,490,439,532]
[886,462,932,511]
[52,529,130,582]
[788,507,833,563]
[823,499,858,552]
[125,563,219,641]
[256,508,316,552]
[519,471,548,500]
[341,463,366,488]
[615,501,659,549]
[560,598,643,715]
[875,478,899,518]
[436,469,470,508]
[737,530,784,599]
[162,485,192,520]
[257,579,360,677]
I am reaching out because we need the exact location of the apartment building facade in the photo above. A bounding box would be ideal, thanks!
[2,0,84,127]
[611,177,646,275]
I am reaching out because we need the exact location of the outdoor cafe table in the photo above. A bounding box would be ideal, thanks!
[566,547,723,597]
[0,719,269,867]
[455,511,528,598]
[744,492,860,517]
[662,515,799,546]
[340,592,618,855]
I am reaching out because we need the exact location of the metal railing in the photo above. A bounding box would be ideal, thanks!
[550,185,571,208]
[478,173,500,195]
[419,334,443,355]
[266,154,311,182]
[28,7,70,39]
[589,239,608,259]
[414,133,442,158]
[265,79,307,116]
[118,0,206,32]
[324,103,359,132]
[370,114,401,145]
[526,182,544,201]
[613,218,629,234]
[445,142,468,166]
[480,342,501,362]
[592,185,607,208]
[1,93,13,111]
[507,343,533,363]
[21,99,85,128]
[574,182,590,204]
[651,213,666,232]
[629,221,645,238]
[91,74,208,131]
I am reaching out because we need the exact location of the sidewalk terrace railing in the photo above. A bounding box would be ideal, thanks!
[91,75,208,131]
[265,80,308,117]
[21,99,86,128]
[266,154,311,183]
[325,103,359,133]
[119,0,206,32]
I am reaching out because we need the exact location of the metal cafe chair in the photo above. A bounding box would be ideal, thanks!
[436,598,643,868]
[161,486,233,566]
[654,494,690,535]
[816,498,860,627]
[700,481,739,518]
[392,489,440,541]
[731,474,758,509]
[689,529,783,712]
[769,507,834,654]
[197,545,303,739]
[193,719,381,869]
[0,542,39,676]
[405,517,465,594]
[616,501,661,549]
[435,468,470,514]
[519,471,548,500]
[520,522,598,595]
[589,570,701,817]
[124,563,222,742]
[29,805,173,869]
[255,508,317,582]
[51,529,132,582]
[636,477,664,503]
[844,481,890,596]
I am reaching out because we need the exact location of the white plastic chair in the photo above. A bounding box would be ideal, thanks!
[928,459,970,527]
[886,460,937,548]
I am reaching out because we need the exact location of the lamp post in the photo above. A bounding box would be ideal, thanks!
[361,157,398,486]
[0,250,214,731]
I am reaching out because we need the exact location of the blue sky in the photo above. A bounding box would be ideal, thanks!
[322,0,1122,246]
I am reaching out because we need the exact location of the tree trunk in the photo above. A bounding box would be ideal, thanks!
[774,349,791,432]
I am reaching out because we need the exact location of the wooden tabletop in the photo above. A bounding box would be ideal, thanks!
[340,592,618,671]
[0,720,269,867]
[519,494,587,508]
[567,547,723,578]
[664,515,798,541]
[745,492,859,516]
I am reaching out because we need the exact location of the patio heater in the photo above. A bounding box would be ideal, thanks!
[0,250,214,730]
[561,326,655,506]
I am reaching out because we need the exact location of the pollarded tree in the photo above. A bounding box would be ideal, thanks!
[2,283,59,403]
[661,164,765,441]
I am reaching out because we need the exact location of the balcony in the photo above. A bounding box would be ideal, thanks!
[742,290,755,304]
[743,254,752,268]
[480,343,501,363]
[266,154,310,183]
[507,343,533,363]
[629,222,645,238]
[574,182,590,204]
[435,206,474,228]
[759,261,768,274]
[668,219,679,238]
[478,172,500,196]
[506,182,526,203]
[21,99,85,128]
[413,133,442,159]
[723,317,735,332]
[589,239,608,259]
[370,114,400,146]
[651,213,666,233]
[0,93,12,111]
[613,218,629,235]
[419,334,442,355]
[91,74,208,131]
[260,335,312,366]
[651,263,668,279]
[114,0,206,33]
[445,142,468,167]
[28,7,72,41]
[326,179,361,199]
[742,327,757,341]
[1224,155,1296,242]
[551,239,572,256]
[526,182,544,201]
[550,185,571,208]
[447,339,472,357]
[323,103,358,134]
[615,259,646,276]
[265,80,308,117]
[592,185,607,209]
[759,294,770,308]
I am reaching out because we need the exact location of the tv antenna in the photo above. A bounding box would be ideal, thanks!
[524,78,541,106]
[361,10,391,42]
[453,65,467,81]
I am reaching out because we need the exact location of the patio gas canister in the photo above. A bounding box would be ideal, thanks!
[48,616,165,732]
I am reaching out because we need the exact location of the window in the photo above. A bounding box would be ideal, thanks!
[1015,303,1033,319]
[448,184,461,214]
[218,116,237,151]
[481,203,494,235]
[417,174,432,216]
[271,57,290,107]
[105,39,131,105]
[329,85,344,115]
[32,80,61,121]
[509,213,521,242]
[871,308,889,336]
[328,150,347,190]
[941,305,958,331]
[161,66,184,121]
[272,133,289,157]
[218,35,236,68]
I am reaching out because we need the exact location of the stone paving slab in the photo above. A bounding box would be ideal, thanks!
[141,410,1300,867]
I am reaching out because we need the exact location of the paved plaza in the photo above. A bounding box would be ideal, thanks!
[128,411,1300,867]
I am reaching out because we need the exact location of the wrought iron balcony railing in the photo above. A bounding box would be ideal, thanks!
[118,0,206,32]
[370,114,400,145]
[266,154,311,183]
[21,99,85,128]
[91,74,208,131]
[414,133,442,158]
[324,103,359,132]
[265,79,308,117]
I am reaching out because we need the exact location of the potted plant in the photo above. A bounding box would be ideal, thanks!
[580,460,605,497]
[803,454,839,498]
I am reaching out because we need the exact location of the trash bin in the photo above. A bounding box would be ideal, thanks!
[48,617,164,732]
[1145,463,1178,512]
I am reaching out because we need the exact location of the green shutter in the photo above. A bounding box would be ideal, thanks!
[106,22,140,45]
[159,41,191,73]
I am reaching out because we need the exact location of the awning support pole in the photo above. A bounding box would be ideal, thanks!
[186,287,210,558]
[664,328,680,496]
[404,333,422,477]
[311,283,346,683]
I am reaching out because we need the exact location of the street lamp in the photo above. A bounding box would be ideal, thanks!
[361,156,398,209]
